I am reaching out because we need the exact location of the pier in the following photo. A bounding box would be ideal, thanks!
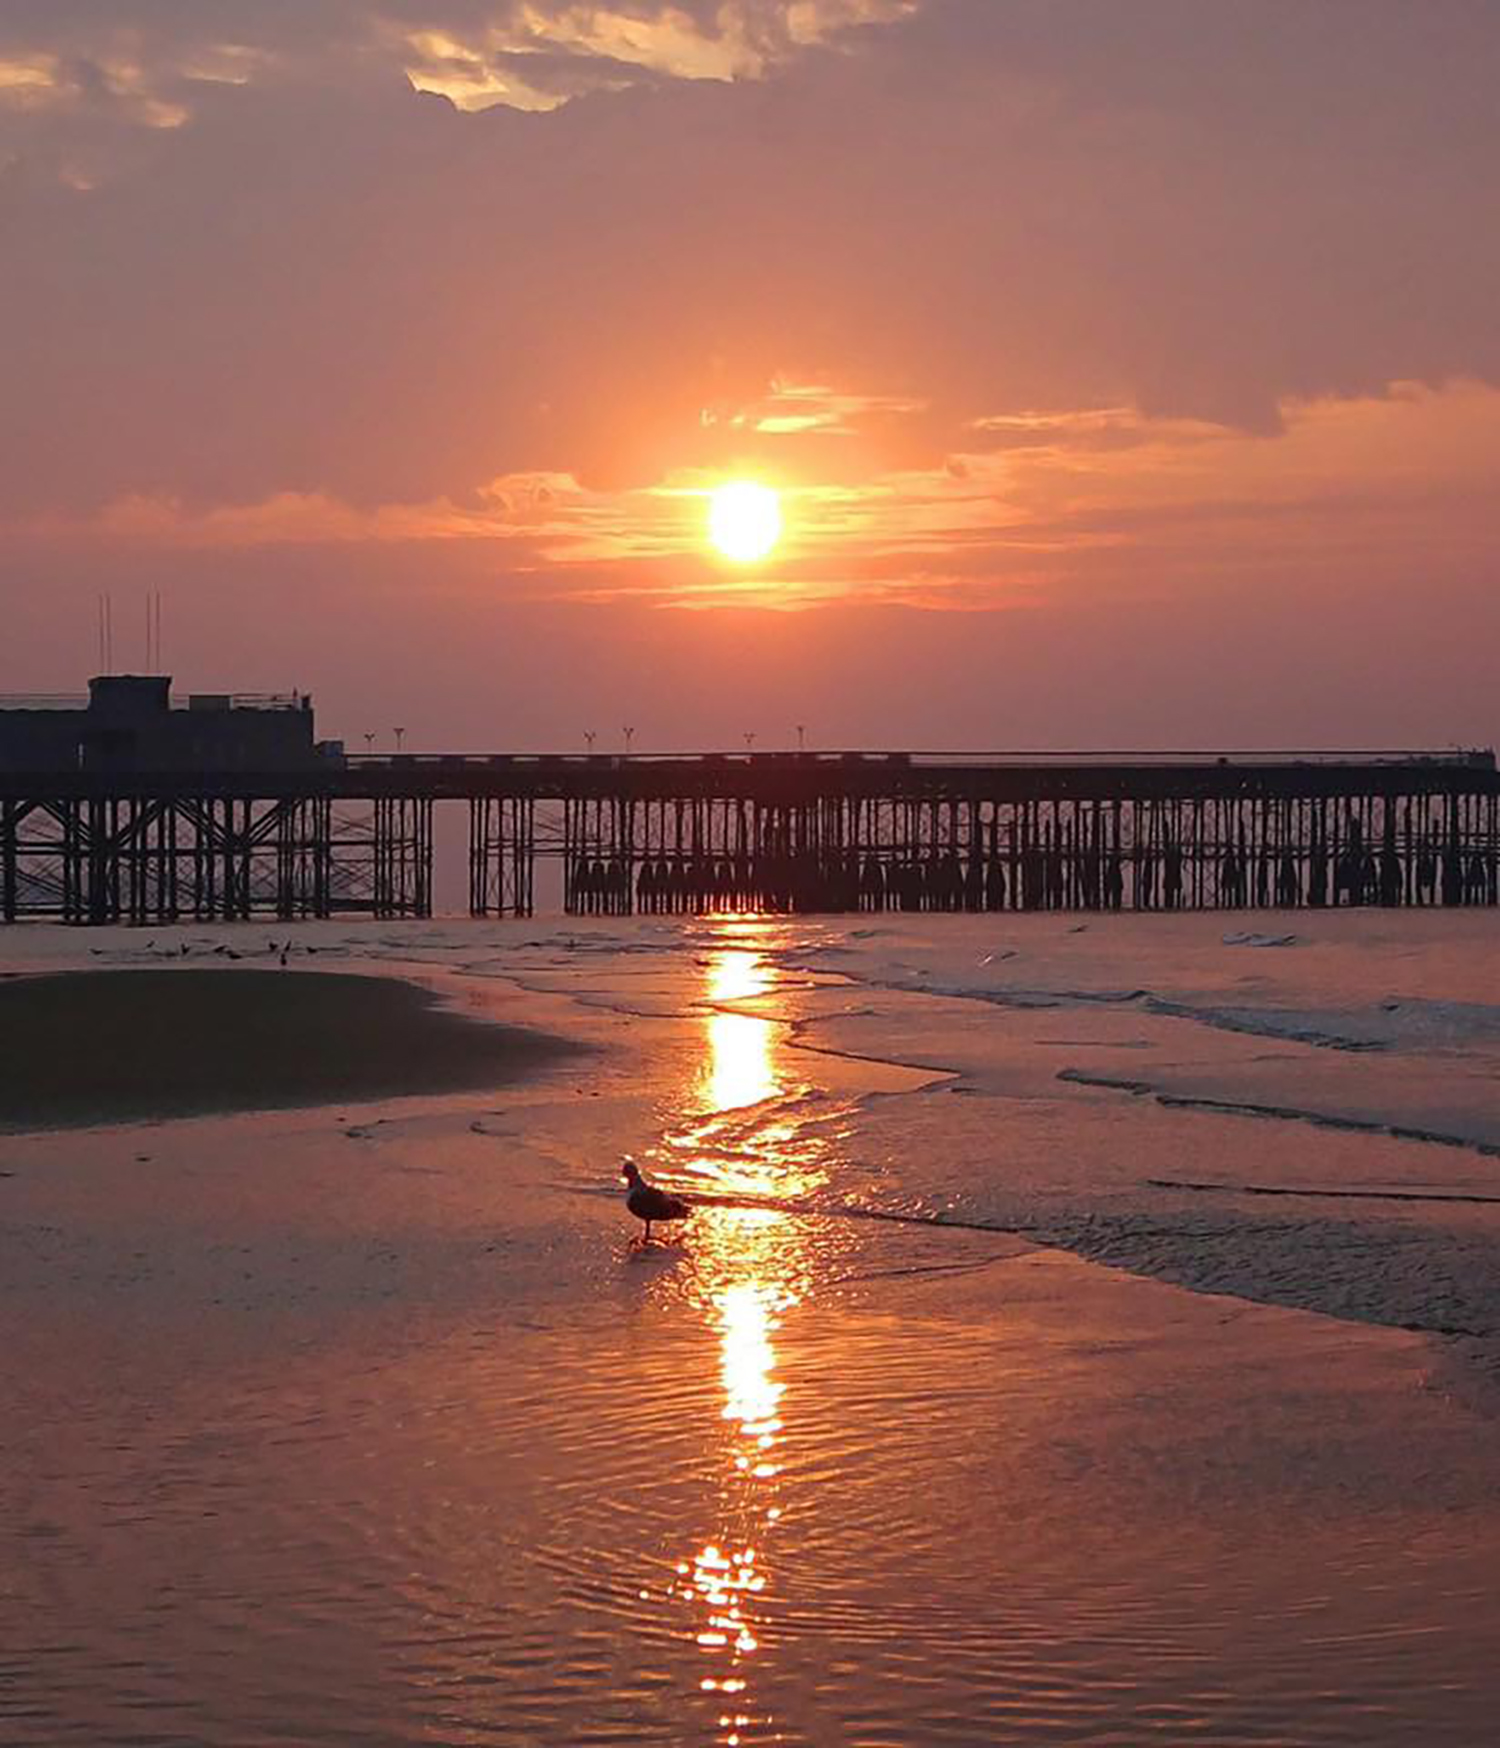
[1,749,1497,923]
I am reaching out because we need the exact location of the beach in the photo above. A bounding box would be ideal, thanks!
[4,912,1500,1745]
[0,967,582,1131]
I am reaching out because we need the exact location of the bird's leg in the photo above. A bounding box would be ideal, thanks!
[644,1220,652,1243]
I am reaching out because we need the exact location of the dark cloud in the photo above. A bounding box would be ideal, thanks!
[1,0,1497,518]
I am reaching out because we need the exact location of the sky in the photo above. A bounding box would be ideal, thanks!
[2,0,1498,753]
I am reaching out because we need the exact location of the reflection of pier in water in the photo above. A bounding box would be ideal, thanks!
[3,749,1498,921]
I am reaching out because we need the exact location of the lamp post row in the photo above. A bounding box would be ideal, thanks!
[360,726,811,753]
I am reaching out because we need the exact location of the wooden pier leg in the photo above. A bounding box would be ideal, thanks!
[469,797,486,916]
[0,801,15,923]
[86,797,106,924]
[1442,794,1455,906]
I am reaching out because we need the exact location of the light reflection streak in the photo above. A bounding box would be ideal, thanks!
[654,923,823,1743]
[701,941,780,1115]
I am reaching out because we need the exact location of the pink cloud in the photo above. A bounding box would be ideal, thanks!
[2,2,1497,750]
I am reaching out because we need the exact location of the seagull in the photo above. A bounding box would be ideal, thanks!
[621,1157,690,1244]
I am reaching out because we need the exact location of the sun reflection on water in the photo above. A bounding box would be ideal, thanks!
[670,1269,794,1738]
[667,930,830,1210]
[703,948,778,1113]
[655,925,823,1743]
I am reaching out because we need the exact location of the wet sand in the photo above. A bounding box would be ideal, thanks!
[0,967,581,1130]
[4,916,1500,1745]
[5,1098,1499,1746]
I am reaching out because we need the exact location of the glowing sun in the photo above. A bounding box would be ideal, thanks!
[708,480,782,563]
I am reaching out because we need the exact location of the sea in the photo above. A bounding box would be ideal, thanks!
[3,909,1500,1745]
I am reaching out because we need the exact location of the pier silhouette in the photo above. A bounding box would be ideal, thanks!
[2,748,1496,923]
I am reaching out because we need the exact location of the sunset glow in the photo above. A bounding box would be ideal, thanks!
[707,482,782,565]
[2,3,1496,762]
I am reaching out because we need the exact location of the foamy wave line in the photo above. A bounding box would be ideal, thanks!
[903,980,1393,1052]
[1147,1176,1500,1207]
[1058,1067,1500,1159]
[570,1180,1033,1237]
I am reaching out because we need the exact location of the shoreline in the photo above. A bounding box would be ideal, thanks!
[0,967,584,1132]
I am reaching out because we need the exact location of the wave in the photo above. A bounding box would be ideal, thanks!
[1056,1067,1500,1159]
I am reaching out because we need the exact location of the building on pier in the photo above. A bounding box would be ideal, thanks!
[0,675,333,775]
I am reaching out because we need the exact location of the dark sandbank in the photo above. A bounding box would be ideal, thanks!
[0,968,582,1130]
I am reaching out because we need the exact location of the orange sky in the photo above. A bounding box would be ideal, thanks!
[2,2,1498,751]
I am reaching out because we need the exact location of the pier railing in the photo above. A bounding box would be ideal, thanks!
[342,747,1495,770]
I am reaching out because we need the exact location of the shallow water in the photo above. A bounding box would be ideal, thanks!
[3,912,1500,1744]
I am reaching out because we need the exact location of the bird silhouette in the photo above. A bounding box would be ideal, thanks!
[620,1157,690,1244]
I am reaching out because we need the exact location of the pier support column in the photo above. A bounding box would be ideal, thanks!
[0,800,16,923]
[470,795,535,917]
[372,796,433,918]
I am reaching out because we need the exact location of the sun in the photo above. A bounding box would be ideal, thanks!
[708,480,782,564]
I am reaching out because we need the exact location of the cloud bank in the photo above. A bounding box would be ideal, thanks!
[6,2,1498,508]
[2,2,1497,746]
